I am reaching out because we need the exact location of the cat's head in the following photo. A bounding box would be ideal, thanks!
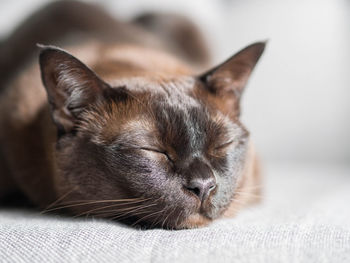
[39,42,265,229]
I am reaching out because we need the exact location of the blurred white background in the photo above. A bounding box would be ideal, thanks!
[1,0,349,166]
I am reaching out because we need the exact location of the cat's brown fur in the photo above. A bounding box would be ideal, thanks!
[0,1,264,229]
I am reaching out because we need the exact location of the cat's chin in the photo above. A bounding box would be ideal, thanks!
[176,213,213,229]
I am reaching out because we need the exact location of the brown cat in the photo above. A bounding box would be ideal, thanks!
[0,1,264,229]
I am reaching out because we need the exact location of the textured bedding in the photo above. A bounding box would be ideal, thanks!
[1,164,350,263]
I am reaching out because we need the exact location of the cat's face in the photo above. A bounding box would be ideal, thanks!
[39,42,265,229]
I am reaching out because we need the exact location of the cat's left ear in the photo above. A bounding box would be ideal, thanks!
[199,41,266,111]
[39,45,113,134]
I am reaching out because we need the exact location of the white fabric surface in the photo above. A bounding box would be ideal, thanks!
[1,164,350,263]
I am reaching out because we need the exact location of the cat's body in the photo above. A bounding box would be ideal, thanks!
[0,1,263,229]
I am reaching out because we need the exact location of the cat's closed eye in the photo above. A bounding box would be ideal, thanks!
[140,147,174,163]
[207,140,236,159]
[214,140,234,150]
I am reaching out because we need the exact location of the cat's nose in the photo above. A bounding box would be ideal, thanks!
[184,177,216,203]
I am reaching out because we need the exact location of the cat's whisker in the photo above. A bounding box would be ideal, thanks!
[166,208,177,229]
[72,201,155,220]
[90,205,147,216]
[107,196,164,222]
[118,208,155,221]
[73,200,152,217]
[160,208,170,229]
[149,207,167,228]
[41,198,149,214]
[174,210,183,228]
[54,198,147,204]
[44,187,77,210]
[109,203,158,221]
[81,205,148,219]
[131,210,165,227]
[109,209,153,222]
[94,204,155,218]
[161,207,175,229]
[155,208,167,227]
[107,210,145,222]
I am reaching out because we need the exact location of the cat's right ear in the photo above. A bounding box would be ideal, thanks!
[198,42,266,116]
[39,45,112,134]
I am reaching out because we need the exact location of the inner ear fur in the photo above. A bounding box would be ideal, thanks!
[199,41,266,100]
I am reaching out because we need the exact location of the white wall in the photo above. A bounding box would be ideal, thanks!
[1,0,349,165]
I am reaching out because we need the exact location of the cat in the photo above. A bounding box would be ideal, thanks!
[0,1,264,229]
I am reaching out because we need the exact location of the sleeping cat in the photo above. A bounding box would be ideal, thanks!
[0,1,264,229]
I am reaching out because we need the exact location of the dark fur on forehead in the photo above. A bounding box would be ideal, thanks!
[74,74,246,154]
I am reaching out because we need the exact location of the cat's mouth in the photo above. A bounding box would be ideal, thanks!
[177,213,212,229]
[179,200,219,229]
[153,186,220,229]
[153,196,219,229]
[130,210,214,230]
[119,195,218,229]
